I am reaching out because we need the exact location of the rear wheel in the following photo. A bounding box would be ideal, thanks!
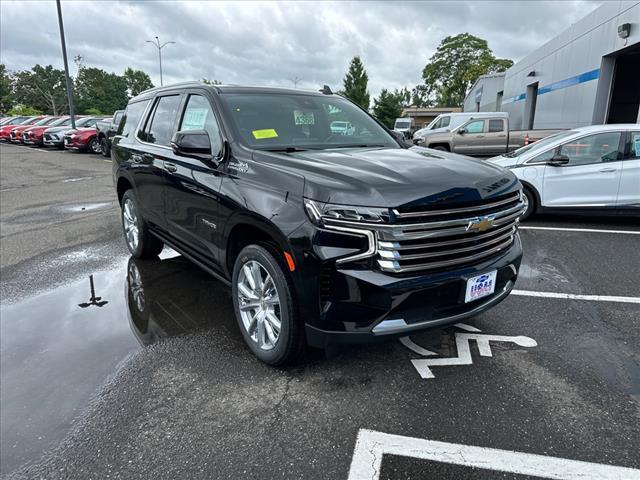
[521,187,536,221]
[121,190,164,258]
[232,244,302,365]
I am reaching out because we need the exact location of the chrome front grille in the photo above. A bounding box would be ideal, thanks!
[377,191,524,274]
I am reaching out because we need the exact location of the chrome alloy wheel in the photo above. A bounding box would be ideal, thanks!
[237,260,282,350]
[123,198,140,251]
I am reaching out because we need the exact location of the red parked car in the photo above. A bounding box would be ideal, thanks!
[9,116,54,144]
[23,116,71,147]
[63,120,110,153]
[0,116,37,142]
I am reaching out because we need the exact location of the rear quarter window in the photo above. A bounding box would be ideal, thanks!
[119,100,149,137]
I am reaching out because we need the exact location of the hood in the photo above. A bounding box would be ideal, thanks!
[254,146,519,209]
[65,127,96,135]
[414,126,450,138]
[45,125,74,134]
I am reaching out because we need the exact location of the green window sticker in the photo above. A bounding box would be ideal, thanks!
[294,110,315,125]
[182,108,209,131]
[252,129,278,139]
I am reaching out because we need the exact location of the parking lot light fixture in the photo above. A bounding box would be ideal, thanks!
[145,36,175,86]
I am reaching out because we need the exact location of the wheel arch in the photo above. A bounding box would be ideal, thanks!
[223,213,294,279]
[519,179,542,212]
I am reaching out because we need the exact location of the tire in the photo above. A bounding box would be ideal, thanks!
[121,190,164,259]
[88,136,101,154]
[232,244,303,365]
[521,187,536,221]
[100,137,111,157]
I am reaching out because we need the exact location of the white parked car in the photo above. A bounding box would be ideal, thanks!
[330,121,355,136]
[488,124,640,220]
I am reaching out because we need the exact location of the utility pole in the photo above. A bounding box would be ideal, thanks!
[56,0,76,128]
[146,36,175,86]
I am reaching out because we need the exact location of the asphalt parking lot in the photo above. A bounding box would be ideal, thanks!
[1,142,639,479]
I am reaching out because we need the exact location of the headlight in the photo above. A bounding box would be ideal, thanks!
[304,199,389,226]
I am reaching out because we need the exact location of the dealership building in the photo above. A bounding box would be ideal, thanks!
[463,1,640,129]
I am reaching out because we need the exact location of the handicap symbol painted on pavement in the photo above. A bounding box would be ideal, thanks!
[399,323,537,379]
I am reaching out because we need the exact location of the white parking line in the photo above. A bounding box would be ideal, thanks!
[520,226,640,235]
[349,429,640,480]
[512,290,640,304]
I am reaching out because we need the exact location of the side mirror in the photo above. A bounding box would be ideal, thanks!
[547,154,570,166]
[458,128,467,135]
[171,130,216,164]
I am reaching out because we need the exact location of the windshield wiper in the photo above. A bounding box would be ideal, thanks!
[264,146,311,153]
[328,144,386,149]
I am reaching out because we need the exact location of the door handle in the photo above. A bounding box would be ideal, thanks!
[498,134,506,137]
[599,168,616,173]
[164,162,177,173]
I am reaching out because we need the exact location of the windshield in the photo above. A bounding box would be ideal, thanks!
[34,117,56,126]
[219,93,397,150]
[394,120,411,128]
[503,130,577,157]
[76,117,98,127]
[48,117,71,127]
[19,117,37,125]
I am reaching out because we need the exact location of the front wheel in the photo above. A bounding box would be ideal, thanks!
[121,190,164,258]
[88,137,101,154]
[521,187,536,221]
[232,244,302,365]
[100,137,110,157]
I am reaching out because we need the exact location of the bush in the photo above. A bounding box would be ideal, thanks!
[7,105,42,116]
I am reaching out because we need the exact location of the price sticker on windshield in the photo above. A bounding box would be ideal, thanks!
[294,110,315,125]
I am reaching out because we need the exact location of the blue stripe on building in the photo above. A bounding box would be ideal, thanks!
[501,68,600,104]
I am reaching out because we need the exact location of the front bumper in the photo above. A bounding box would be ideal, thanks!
[303,233,522,347]
[63,136,86,150]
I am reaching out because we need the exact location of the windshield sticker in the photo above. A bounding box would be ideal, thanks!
[252,129,278,139]
[294,110,315,125]
[182,108,209,130]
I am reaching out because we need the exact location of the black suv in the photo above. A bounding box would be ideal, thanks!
[112,82,524,365]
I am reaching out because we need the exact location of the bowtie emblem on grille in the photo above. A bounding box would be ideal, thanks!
[466,214,496,232]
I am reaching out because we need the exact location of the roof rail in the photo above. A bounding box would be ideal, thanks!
[138,81,205,96]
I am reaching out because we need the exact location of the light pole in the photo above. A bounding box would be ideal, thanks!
[55,0,76,128]
[146,36,175,86]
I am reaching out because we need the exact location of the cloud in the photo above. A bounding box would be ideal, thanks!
[0,0,601,98]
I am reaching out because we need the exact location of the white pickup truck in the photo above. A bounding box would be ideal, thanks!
[413,112,562,157]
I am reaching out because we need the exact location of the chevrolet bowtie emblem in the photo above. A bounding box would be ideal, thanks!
[467,215,496,232]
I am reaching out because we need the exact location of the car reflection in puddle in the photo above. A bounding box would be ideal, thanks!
[125,255,237,346]
[0,252,238,475]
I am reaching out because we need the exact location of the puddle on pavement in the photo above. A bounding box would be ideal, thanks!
[0,251,237,475]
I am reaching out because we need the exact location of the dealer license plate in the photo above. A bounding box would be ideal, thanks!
[465,270,497,303]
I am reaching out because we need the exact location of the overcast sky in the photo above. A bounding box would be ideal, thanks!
[1,1,601,97]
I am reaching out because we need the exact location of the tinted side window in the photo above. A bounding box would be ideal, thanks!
[440,116,450,128]
[489,119,504,133]
[140,95,181,146]
[559,132,622,166]
[178,94,222,155]
[119,100,149,137]
[465,120,484,133]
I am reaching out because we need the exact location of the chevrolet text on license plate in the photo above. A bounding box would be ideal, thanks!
[465,270,497,303]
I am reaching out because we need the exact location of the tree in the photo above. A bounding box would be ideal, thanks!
[0,64,13,113]
[421,33,513,107]
[342,57,370,110]
[74,67,128,114]
[12,64,68,115]
[372,89,404,129]
[124,68,154,98]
